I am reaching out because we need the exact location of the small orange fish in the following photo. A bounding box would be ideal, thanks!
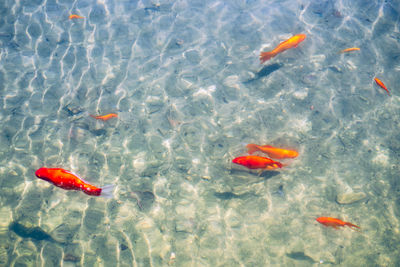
[246,144,298,159]
[35,168,113,197]
[260,34,306,63]
[69,14,84,19]
[339,47,360,53]
[374,77,390,96]
[90,113,118,121]
[316,217,360,230]
[232,155,283,170]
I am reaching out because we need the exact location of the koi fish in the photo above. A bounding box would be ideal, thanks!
[90,113,118,121]
[232,155,283,170]
[374,77,390,96]
[316,217,360,230]
[260,34,306,63]
[69,14,84,19]
[246,144,298,159]
[339,47,360,53]
[35,167,113,197]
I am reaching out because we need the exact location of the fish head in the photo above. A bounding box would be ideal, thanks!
[289,150,299,158]
[35,168,51,181]
[296,34,306,43]
[232,157,246,166]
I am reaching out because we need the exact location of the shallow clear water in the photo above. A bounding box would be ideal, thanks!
[0,0,400,266]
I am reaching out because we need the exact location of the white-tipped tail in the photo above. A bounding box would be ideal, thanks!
[100,185,115,198]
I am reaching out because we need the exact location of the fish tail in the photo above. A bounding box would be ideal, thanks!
[260,51,275,63]
[100,185,115,198]
[246,144,258,154]
[275,161,283,168]
[345,222,360,229]
[89,114,97,119]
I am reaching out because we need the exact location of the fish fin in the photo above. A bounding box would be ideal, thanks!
[100,184,115,198]
[274,161,284,168]
[260,51,274,63]
[246,144,258,154]
[262,145,274,148]
[345,222,360,229]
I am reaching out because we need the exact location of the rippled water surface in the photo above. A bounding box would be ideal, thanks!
[1,0,400,266]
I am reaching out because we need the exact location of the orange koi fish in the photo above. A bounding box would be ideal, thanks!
[246,144,298,159]
[374,77,390,96]
[339,47,360,53]
[69,14,84,19]
[90,113,118,121]
[232,155,283,170]
[260,34,306,63]
[316,217,360,230]
[35,168,113,197]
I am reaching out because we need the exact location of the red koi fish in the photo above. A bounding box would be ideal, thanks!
[374,77,390,96]
[232,155,283,170]
[69,14,84,19]
[246,144,298,159]
[90,113,118,121]
[260,34,306,63]
[35,168,113,197]
[316,217,360,230]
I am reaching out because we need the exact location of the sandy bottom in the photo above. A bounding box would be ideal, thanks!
[0,0,399,266]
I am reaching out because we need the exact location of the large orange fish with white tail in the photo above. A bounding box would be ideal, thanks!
[35,168,113,197]
[260,34,306,63]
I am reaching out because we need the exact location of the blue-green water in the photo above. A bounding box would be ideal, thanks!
[0,0,400,266]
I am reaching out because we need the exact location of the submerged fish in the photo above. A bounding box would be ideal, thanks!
[339,47,360,53]
[69,14,84,19]
[232,155,283,170]
[246,144,298,159]
[260,34,306,63]
[35,167,113,197]
[374,77,390,96]
[316,217,360,230]
[90,113,118,121]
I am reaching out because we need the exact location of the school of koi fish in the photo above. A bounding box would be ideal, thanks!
[0,2,396,266]
[32,30,392,234]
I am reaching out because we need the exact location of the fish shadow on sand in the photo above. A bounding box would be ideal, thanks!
[286,251,317,263]
[243,63,283,83]
[9,221,78,244]
[230,169,281,180]
[213,191,254,200]
[9,221,58,243]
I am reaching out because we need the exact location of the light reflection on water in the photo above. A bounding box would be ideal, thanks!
[0,0,399,266]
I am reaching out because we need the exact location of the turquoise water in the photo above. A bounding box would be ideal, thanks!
[0,0,400,266]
